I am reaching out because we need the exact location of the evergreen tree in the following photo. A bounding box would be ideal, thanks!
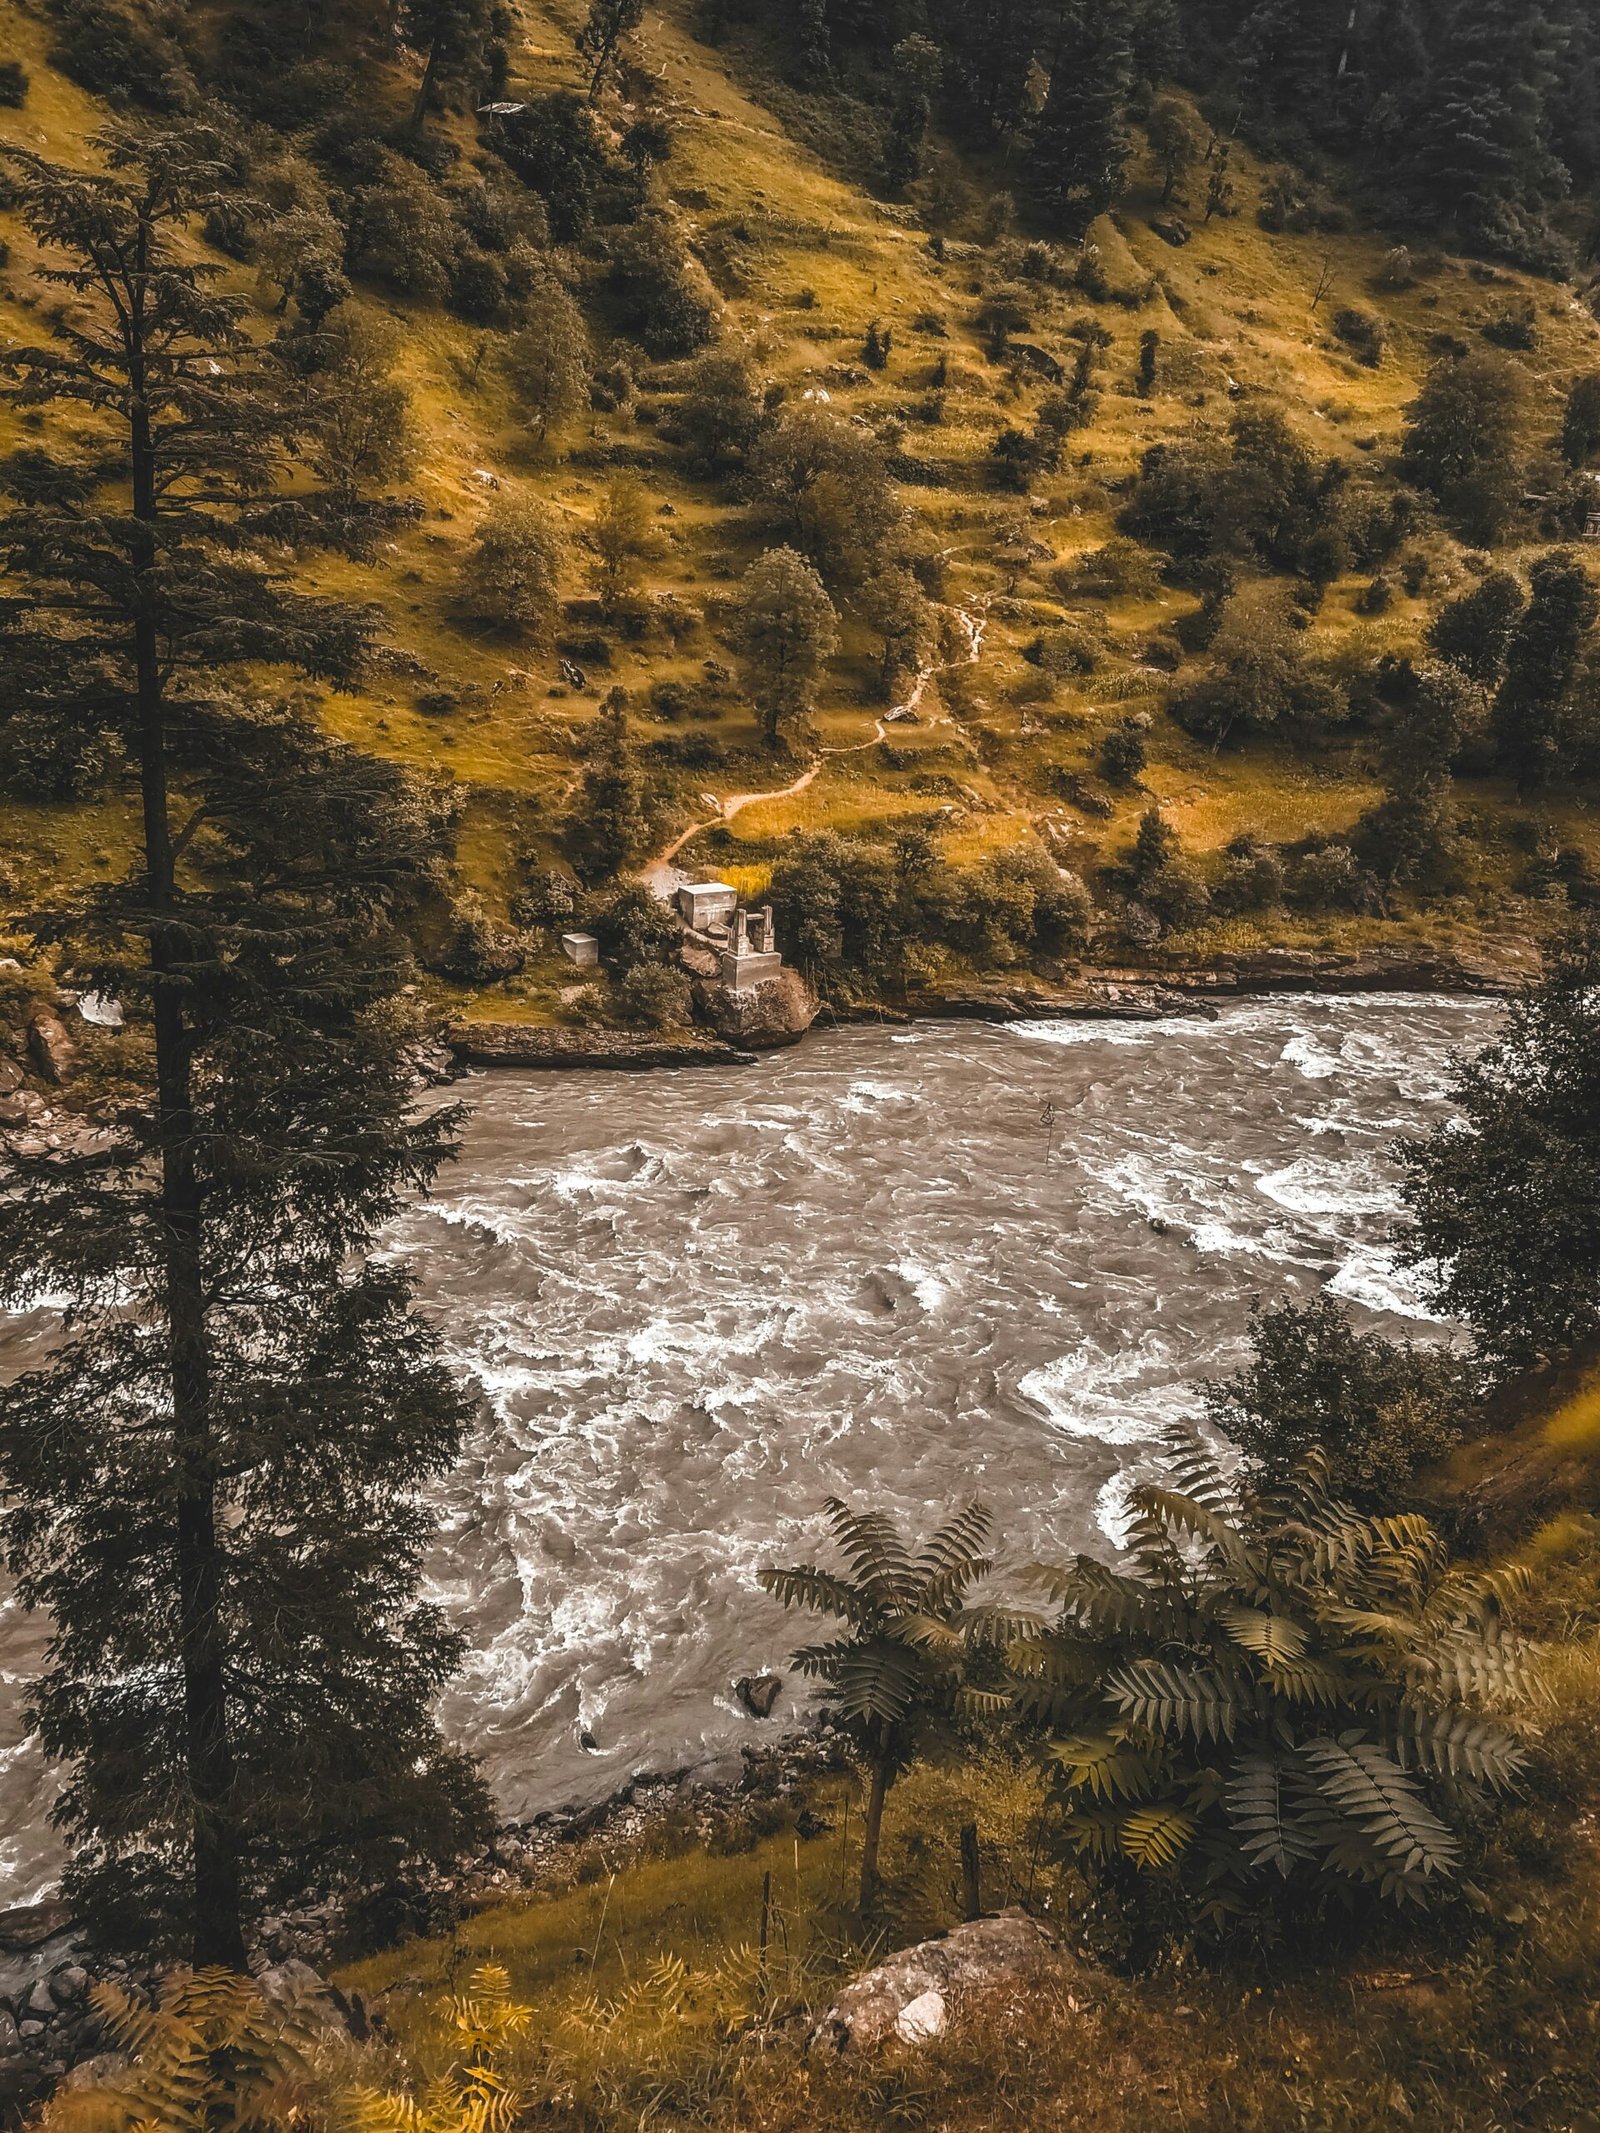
[1024,1,1133,236]
[571,687,647,879]
[732,545,839,747]
[930,0,1041,142]
[577,0,647,98]
[1401,347,1526,545]
[0,134,491,1965]
[502,277,593,447]
[1427,568,1526,683]
[1402,0,1567,265]
[882,33,943,195]
[1398,914,1600,1376]
[1561,373,1600,467]
[1490,550,1599,788]
[398,0,494,131]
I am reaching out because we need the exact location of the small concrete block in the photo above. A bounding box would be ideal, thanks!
[560,933,599,968]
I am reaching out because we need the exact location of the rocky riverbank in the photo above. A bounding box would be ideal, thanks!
[0,1724,854,2111]
[444,939,1531,1074]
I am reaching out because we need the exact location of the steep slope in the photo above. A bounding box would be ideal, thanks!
[3,0,1599,1032]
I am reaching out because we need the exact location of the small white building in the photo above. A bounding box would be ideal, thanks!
[560,931,599,968]
[676,880,739,933]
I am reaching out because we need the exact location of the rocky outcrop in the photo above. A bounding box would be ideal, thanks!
[0,1903,105,2107]
[447,1024,756,1070]
[26,1013,76,1084]
[695,967,819,1049]
[736,1672,783,1718]
[809,1910,1098,2055]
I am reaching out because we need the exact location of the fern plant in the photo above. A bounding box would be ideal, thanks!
[1011,1438,1541,1928]
[32,1965,328,2132]
[335,1963,532,2133]
[760,1497,997,1909]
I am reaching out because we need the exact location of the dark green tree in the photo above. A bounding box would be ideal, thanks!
[577,0,646,98]
[1427,568,1526,684]
[732,544,839,747]
[1023,1,1133,236]
[1561,373,1600,467]
[398,0,494,131]
[1490,550,1598,788]
[1204,1296,1468,1509]
[570,687,648,879]
[882,33,943,195]
[0,136,491,1965]
[1402,348,1526,545]
[1398,915,1600,1377]
[1402,0,1567,266]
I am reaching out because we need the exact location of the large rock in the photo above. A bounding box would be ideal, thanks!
[809,1910,1096,2055]
[447,1024,756,1071]
[697,967,819,1050]
[27,1013,76,1084]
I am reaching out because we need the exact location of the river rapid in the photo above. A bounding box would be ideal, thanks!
[0,993,1500,1903]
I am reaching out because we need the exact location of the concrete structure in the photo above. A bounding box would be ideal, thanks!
[560,932,599,968]
[718,905,783,990]
[676,881,739,932]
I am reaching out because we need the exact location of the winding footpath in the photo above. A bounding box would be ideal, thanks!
[640,603,989,896]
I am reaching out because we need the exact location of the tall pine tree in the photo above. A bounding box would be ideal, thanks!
[1024,1,1134,236]
[0,132,491,1966]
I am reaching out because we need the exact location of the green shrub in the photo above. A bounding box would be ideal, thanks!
[1204,1296,1469,1508]
[1011,1439,1538,1931]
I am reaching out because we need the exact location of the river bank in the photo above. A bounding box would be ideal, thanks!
[445,936,1528,1069]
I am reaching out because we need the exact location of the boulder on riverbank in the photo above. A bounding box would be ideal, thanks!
[447,1024,756,1071]
[810,1911,1100,2055]
[696,967,819,1049]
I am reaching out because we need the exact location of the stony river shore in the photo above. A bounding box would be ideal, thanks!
[445,937,1533,1070]
[0,1724,853,2108]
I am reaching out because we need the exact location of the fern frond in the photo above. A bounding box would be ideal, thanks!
[1218,1603,1309,1665]
[1119,1801,1199,1871]
[756,1564,874,1625]
[1103,1659,1238,1743]
[819,1497,918,1607]
[1224,1753,1320,1876]
[1302,1736,1460,1879]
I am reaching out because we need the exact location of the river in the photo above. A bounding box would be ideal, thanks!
[0,993,1499,1903]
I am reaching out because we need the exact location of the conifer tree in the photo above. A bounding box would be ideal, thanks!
[0,134,491,1966]
[578,0,647,99]
[1024,1,1133,236]
[882,34,943,195]
[570,686,648,878]
[399,0,494,131]
[1491,550,1599,789]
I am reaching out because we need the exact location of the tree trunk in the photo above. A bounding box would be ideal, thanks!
[858,1737,891,1912]
[127,262,248,1974]
[411,30,444,131]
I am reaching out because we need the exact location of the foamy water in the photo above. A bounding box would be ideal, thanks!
[0,994,1498,1901]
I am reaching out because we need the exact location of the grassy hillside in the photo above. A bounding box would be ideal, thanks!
[3,0,1600,1030]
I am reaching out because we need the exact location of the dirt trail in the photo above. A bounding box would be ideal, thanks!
[640,603,989,896]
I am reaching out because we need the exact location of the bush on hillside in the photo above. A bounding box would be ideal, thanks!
[1205,1296,1469,1507]
[1011,1438,1537,1933]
